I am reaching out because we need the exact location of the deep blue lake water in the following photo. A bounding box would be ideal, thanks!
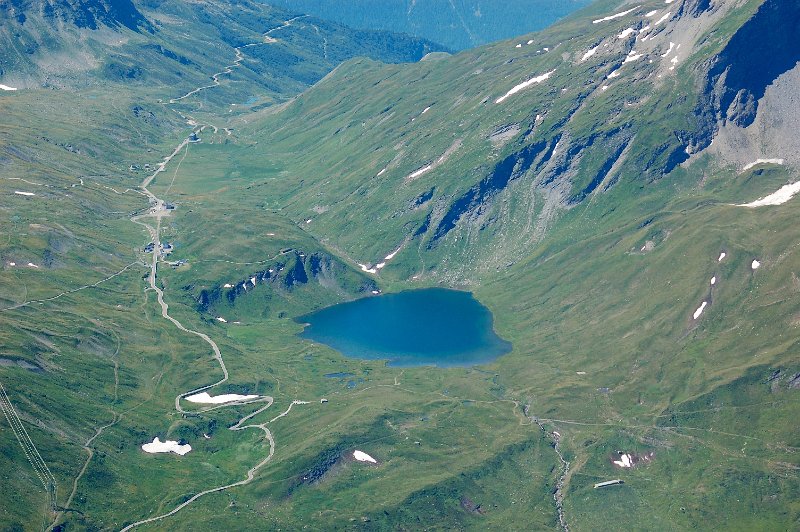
[297,288,511,367]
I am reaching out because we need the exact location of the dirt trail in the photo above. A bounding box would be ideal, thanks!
[121,19,314,530]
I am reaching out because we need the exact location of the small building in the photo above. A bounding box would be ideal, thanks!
[594,479,624,489]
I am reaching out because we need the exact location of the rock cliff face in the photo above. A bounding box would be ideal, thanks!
[692,0,800,159]
[703,0,800,128]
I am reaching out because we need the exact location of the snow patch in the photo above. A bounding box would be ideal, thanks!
[142,437,191,455]
[654,12,671,25]
[661,42,675,57]
[593,6,640,24]
[384,247,402,261]
[751,260,761,270]
[527,40,534,45]
[618,28,637,39]
[623,51,645,63]
[358,263,377,274]
[646,10,658,17]
[738,180,800,207]
[718,252,726,262]
[421,106,431,114]
[742,158,785,172]
[27,262,39,268]
[495,70,555,104]
[602,85,609,91]
[407,163,433,180]
[14,191,35,196]
[581,46,599,61]
[608,70,620,79]
[710,276,716,286]
[376,167,387,177]
[693,301,708,320]
[185,392,259,404]
[223,283,233,288]
[216,317,227,323]
[353,450,377,463]
[0,84,18,91]
[613,453,633,468]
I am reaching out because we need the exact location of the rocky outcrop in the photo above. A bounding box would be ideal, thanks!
[696,0,800,140]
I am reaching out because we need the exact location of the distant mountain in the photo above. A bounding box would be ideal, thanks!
[0,0,446,96]
[262,0,592,50]
[0,0,150,31]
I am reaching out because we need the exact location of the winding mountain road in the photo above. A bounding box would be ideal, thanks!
[121,19,314,529]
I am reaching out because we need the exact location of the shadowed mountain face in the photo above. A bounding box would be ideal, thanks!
[1,0,151,31]
[702,0,800,127]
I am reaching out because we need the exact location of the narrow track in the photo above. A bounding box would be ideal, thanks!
[121,18,313,529]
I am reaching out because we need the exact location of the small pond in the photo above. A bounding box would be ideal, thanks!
[297,288,511,367]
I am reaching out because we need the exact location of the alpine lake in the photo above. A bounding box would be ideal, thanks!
[297,288,511,367]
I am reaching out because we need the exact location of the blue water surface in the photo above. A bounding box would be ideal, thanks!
[297,288,511,367]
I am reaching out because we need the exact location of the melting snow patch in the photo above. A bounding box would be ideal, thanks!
[0,84,18,91]
[581,46,599,61]
[742,159,785,172]
[142,437,191,455]
[693,301,708,320]
[527,40,534,45]
[752,260,761,270]
[358,263,377,274]
[185,392,259,404]
[661,42,676,57]
[407,163,434,180]
[646,10,658,17]
[593,6,640,24]
[619,28,637,39]
[738,180,800,207]
[216,317,227,323]
[655,12,671,25]
[718,252,726,262]
[14,191,35,196]
[376,167,387,177]
[8,262,15,267]
[353,450,377,463]
[608,70,620,79]
[223,283,233,288]
[495,70,555,104]
[27,262,39,268]
[384,247,402,261]
[613,453,633,468]
[516,43,522,48]
[711,276,716,286]
[421,106,431,114]
[623,52,644,63]
[602,85,610,91]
